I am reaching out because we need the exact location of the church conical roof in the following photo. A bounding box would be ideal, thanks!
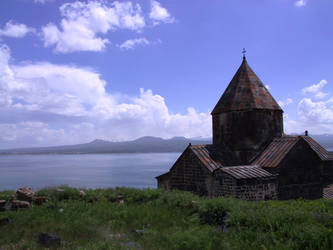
[211,57,282,114]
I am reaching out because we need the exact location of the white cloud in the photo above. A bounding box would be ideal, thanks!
[295,0,307,7]
[11,62,110,116]
[282,78,333,134]
[0,122,65,145]
[0,20,35,38]
[302,79,327,94]
[283,97,333,134]
[0,44,13,107]
[278,98,293,108]
[149,0,175,25]
[298,98,333,124]
[42,24,60,47]
[0,43,111,117]
[265,85,270,90]
[113,1,145,30]
[302,79,329,100]
[314,91,329,99]
[0,44,210,148]
[42,22,109,53]
[282,79,333,134]
[119,37,150,50]
[41,1,146,53]
[34,0,53,3]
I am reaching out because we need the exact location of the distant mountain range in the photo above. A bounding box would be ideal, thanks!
[0,136,212,155]
[308,134,333,150]
[0,134,332,155]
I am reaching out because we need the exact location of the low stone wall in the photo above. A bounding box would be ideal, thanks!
[235,179,278,200]
[210,173,237,197]
[211,171,278,200]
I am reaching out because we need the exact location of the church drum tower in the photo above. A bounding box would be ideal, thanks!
[211,56,283,164]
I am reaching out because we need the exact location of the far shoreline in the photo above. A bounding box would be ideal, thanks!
[0,151,184,156]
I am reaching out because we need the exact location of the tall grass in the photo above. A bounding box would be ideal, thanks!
[0,187,332,249]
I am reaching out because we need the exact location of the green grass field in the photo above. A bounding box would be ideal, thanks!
[1,186,333,249]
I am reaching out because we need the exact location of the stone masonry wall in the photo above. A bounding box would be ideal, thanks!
[168,148,211,195]
[234,179,278,200]
[211,171,278,200]
[213,110,283,163]
[271,139,324,200]
[210,172,237,197]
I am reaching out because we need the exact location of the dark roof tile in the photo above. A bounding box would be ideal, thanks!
[252,136,298,168]
[212,58,282,114]
[189,144,242,172]
[253,136,333,168]
[301,136,333,161]
[220,165,276,180]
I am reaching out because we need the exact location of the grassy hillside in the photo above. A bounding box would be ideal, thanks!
[1,187,333,249]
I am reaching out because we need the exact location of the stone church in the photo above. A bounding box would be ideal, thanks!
[156,55,333,200]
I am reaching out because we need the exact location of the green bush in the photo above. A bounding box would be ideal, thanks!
[0,190,15,201]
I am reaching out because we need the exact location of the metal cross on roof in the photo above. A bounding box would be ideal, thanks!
[242,48,246,59]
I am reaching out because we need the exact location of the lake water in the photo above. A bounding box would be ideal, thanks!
[0,153,180,191]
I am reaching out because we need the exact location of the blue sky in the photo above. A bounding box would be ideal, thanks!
[0,0,332,148]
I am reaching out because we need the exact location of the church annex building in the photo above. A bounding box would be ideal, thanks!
[156,56,333,200]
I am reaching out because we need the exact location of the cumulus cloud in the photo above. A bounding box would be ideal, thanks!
[11,63,110,116]
[119,37,150,50]
[281,79,333,134]
[41,1,146,53]
[298,98,333,124]
[149,0,175,25]
[302,79,329,100]
[295,0,307,7]
[0,44,210,148]
[0,20,35,38]
[0,122,65,147]
[285,97,333,134]
[302,80,327,94]
[278,98,293,108]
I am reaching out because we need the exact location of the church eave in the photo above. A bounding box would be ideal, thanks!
[211,107,283,115]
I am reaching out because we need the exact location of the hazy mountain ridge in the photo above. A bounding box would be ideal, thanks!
[0,134,332,155]
[309,134,333,149]
[0,136,212,155]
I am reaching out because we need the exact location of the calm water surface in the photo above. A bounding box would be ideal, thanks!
[0,153,180,191]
